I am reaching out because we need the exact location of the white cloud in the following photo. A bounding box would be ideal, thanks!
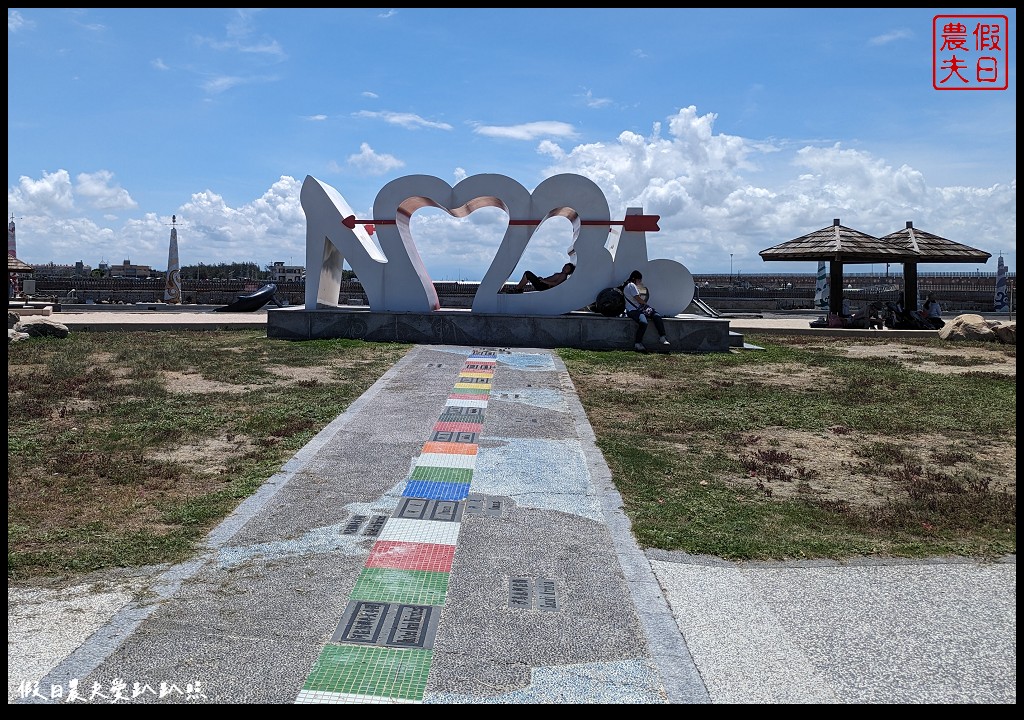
[346,142,405,175]
[869,29,913,46]
[353,110,453,131]
[536,140,568,161]
[580,89,613,109]
[74,171,137,211]
[75,21,106,33]
[8,170,76,214]
[202,75,247,95]
[196,8,286,59]
[8,9,31,33]
[473,121,579,141]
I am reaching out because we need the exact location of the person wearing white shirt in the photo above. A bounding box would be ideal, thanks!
[622,270,670,352]
[922,292,945,329]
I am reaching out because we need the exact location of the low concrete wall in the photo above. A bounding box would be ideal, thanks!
[8,303,54,315]
[266,306,736,353]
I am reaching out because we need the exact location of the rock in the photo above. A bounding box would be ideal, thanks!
[8,310,19,329]
[17,318,70,338]
[990,322,1016,345]
[939,314,994,341]
[8,328,30,342]
[939,314,1016,344]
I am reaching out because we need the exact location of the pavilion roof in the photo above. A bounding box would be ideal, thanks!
[759,219,991,265]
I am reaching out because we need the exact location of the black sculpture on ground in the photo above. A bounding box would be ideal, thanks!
[211,283,283,313]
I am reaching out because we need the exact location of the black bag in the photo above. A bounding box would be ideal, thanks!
[594,287,626,317]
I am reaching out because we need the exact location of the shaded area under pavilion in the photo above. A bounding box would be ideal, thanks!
[758,219,992,315]
[8,254,34,298]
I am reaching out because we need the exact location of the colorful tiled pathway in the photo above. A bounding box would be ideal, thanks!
[295,350,495,704]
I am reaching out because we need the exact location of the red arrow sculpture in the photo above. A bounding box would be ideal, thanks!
[341,216,394,229]
[342,214,659,232]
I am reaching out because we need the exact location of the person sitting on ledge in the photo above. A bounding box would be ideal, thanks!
[502,262,575,293]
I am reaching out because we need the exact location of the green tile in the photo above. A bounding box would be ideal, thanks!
[411,465,474,483]
[303,644,432,701]
[349,567,450,606]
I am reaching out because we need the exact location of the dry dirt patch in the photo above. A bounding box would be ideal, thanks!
[730,427,1016,508]
[162,363,347,394]
[726,340,1016,508]
[842,342,1016,375]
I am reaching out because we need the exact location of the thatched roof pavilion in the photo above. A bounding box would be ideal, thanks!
[759,219,991,314]
[8,255,34,273]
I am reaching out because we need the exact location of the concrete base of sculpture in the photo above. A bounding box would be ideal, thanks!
[266,306,739,353]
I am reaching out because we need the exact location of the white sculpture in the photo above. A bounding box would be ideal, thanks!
[301,172,694,316]
[302,175,439,313]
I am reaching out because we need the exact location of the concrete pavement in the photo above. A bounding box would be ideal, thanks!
[8,315,1016,704]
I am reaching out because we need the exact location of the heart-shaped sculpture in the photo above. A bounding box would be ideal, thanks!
[370,173,614,315]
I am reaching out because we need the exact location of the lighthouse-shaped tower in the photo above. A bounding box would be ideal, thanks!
[164,214,182,304]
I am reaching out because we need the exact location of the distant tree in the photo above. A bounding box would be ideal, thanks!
[181,261,270,281]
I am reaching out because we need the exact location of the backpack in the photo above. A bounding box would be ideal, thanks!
[593,286,626,317]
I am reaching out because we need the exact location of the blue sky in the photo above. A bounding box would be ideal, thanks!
[7,8,1016,281]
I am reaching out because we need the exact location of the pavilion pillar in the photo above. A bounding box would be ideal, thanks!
[904,263,919,310]
[829,261,844,315]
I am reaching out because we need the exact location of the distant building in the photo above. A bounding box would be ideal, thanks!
[107,258,154,279]
[271,261,304,283]
[31,260,93,278]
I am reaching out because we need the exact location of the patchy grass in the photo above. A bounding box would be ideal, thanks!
[558,335,1015,561]
[7,330,411,581]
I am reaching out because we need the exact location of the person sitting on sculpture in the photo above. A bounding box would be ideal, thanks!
[502,262,575,293]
